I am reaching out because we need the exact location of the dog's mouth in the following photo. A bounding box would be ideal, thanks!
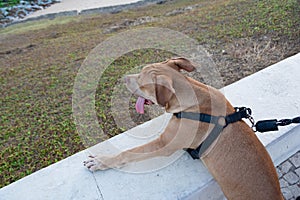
[135,97,153,114]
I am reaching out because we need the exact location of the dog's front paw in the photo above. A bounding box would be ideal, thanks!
[84,155,110,171]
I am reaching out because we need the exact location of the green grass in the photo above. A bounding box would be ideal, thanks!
[0,0,299,188]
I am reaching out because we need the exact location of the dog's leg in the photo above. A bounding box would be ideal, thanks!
[84,135,176,171]
[84,117,198,171]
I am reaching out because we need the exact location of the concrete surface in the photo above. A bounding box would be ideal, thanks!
[277,151,300,200]
[0,53,299,199]
[24,0,142,19]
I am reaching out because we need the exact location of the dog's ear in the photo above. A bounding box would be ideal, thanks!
[164,57,196,72]
[155,75,175,107]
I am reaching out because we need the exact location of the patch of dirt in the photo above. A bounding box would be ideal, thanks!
[165,3,202,16]
[211,35,300,85]
[104,16,157,33]
[0,43,36,56]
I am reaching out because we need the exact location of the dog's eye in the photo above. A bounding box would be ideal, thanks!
[137,75,142,84]
[137,75,141,79]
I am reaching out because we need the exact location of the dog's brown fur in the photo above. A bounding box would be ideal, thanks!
[84,58,283,199]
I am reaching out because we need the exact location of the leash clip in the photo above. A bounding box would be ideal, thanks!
[236,107,256,131]
[245,108,256,129]
[248,115,256,132]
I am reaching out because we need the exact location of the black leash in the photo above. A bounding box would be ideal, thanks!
[174,107,300,159]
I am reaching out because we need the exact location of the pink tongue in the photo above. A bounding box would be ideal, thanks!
[135,97,145,114]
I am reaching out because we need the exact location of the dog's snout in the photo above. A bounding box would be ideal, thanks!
[124,74,138,85]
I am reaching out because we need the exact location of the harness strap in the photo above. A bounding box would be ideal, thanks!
[174,107,251,159]
[174,112,219,124]
[196,122,224,158]
[175,107,300,159]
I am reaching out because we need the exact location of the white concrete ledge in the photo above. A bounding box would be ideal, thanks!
[0,53,299,200]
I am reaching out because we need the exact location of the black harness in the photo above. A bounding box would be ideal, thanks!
[174,107,253,159]
[174,107,300,159]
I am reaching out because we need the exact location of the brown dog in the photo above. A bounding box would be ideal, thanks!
[84,58,283,199]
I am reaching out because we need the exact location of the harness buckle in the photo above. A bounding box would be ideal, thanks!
[217,116,227,127]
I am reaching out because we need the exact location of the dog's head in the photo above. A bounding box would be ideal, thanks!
[125,58,196,114]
